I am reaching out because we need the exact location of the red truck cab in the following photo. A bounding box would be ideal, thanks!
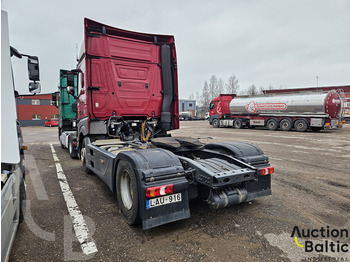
[209,94,236,126]
[59,18,274,230]
[75,18,179,143]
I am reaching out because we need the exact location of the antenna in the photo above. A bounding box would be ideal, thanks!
[76,43,78,62]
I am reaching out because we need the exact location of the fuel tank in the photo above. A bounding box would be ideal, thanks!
[229,90,342,117]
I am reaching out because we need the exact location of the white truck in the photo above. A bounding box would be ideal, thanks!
[1,10,41,262]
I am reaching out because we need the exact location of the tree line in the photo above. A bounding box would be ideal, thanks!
[189,74,276,111]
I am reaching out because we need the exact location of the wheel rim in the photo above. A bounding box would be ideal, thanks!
[297,122,304,130]
[282,122,288,129]
[81,146,86,163]
[120,170,133,210]
[213,119,218,127]
[268,121,276,129]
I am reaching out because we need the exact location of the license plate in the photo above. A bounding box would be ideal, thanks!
[146,193,182,209]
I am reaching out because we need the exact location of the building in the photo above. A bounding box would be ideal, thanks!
[264,85,350,119]
[16,93,58,126]
[179,99,196,117]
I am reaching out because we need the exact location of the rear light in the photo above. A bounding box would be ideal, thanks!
[259,167,274,176]
[146,184,173,198]
[21,145,28,150]
[325,123,331,128]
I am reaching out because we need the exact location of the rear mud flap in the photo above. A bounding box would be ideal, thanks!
[116,148,191,230]
[142,189,190,230]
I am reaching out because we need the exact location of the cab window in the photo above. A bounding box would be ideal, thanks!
[209,103,215,110]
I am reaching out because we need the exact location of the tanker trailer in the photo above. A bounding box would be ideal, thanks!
[209,91,344,132]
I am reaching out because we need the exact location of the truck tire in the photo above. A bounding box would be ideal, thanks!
[116,160,140,226]
[19,179,26,224]
[59,130,65,148]
[212,118,220,128]
[294,119,308,132]
[266,119,278,131]
[69,138,78,159]
[280,118,292,131]
[234,119,243,129]
[80,137,92,174]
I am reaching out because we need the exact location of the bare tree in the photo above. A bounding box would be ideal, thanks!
[195,91,200,102]
[216,78,225,96]
[226,74,239,94]
[188,93,195,100]
[259,86,265,95]
[200,81,210,111]
[247,84,258,96]
[208,75,218,99]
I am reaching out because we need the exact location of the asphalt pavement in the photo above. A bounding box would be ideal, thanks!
[10,122,350,261]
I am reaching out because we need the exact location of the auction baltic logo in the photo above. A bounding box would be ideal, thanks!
[291,226,349,253]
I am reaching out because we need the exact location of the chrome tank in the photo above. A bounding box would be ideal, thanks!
[229,91,342,117]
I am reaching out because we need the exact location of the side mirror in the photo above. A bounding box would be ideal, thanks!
[52,92,58,107]
[67,86,75,96]
[29,82,41,94]
[67,72,75,87]
[28,56,40,81]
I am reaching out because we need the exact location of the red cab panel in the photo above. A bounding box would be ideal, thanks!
[78,18,178,126]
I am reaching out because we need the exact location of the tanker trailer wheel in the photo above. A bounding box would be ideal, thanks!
[80,137,92,174]
[116,160,140,225]
[294,119,308,132]
[212,118,220,128]
[234,119,243,129]
[280,118,292,131]
[266,119,278,130]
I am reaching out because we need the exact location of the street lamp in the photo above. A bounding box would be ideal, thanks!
[316,76,319,87]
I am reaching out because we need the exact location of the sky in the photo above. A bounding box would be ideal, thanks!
[2,0,350,99]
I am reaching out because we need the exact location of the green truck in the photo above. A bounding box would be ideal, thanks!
[52,69,79,158]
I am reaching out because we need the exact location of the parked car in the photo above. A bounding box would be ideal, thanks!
[44,119,58,127]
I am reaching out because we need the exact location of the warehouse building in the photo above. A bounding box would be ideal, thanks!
[179,99,196,117]
[16,93,58,126]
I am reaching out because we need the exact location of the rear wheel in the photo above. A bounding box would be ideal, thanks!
[80,137,92,174]
[69,138,78,159]
[60,139,65,148]
[266,119,278,130]
[116,160,140,225]
[233,119,243,129]
[212,118,220,128]
[294,119,308,132]
[59,130,65,148]
[280,118,292,131]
